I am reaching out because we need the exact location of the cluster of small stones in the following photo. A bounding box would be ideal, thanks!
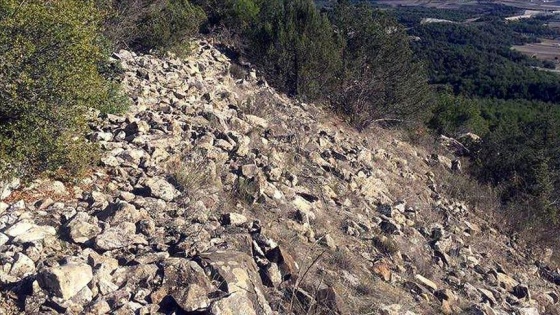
[0,40,559,315]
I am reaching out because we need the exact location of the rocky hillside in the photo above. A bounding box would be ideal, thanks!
[0,40,559,315]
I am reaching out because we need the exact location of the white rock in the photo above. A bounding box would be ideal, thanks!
[144,177,178,201]
[95,222,146,251]
[118,148,145,165]
[517,307,539,315]
[415,274,438,291]
[0,233,8,246]
[38,263,93,300]
[0,202,8,214]
[245,114,268,128]
[9,253,35,278]
[4,220,35,237]
[221,213,248,226]
[101,155,120,167]
[13,225,56,244]
[66,213,101,244]
[0,178,20,200]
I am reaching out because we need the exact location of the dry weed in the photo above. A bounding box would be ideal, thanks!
[372,235,399,255]
[166,152,221,198]
[237,90,277,120]
[229,63,247,80]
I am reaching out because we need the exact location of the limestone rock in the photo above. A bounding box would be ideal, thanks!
[95,222,146,251]
[143,177,179,201]
[220,213,248,226]
[244,115,268,128]
[65,212,101,244]
[413,275,437,293]
[13,225,56,244]
[200,250,272,315]
[38,263,93,300]
[319,234,337,249]
[9,253,35,278]
[158,258,214,312]
[517,307,539,315]
[0,178,20,200]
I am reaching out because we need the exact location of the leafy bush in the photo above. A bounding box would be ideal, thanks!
[428,94,490,137]
[195,0,430,129]
[0,0,126,179]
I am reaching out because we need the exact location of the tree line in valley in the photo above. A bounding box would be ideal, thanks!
[394,5,560,235]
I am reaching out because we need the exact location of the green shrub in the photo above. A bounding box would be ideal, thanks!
[99,0,205,53]
[0,0,126,179]
[329,3,430,130]
[250,0,342,99]
[137,0,205,52]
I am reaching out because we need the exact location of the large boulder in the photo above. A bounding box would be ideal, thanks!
[38,263,93,300]
[154,258,215,312]
[143,177,179,201]
[199,250,272,315]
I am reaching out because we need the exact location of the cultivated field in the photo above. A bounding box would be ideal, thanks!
[496,0,560,10]
[512,39,560,63]
[374,0,560,11]
[374,0,481,9]
[548,21,560,29]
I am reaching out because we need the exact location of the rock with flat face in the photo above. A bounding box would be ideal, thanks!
[143,177,178,201]
[199,250,272,315]
[38,263,93,300]
[12,224,56,244]
[157,258,215,312]
[415,274,438,292]
[244,115,268,129]
[9,253,35,279]
[4,220,36,237]
[0,178,20,200]
[220,213,248,226]
[65,212,101,244]
[316,287,350,315]
[478,288,497,306]
[94,222,146,251]
[517,307,539,315]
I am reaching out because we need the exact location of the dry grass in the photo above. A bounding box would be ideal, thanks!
[166,152,221,199]
[372,235,399,255]
[229,63,247,80]
[438,169,499,213]
[324,248,358,271]
[231,176,260,205]
[237,90,277,120]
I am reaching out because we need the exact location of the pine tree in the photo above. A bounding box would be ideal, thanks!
[329,2,430,129]
[251,0,341,99]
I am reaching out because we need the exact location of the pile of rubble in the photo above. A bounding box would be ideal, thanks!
[0,41,558,314]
